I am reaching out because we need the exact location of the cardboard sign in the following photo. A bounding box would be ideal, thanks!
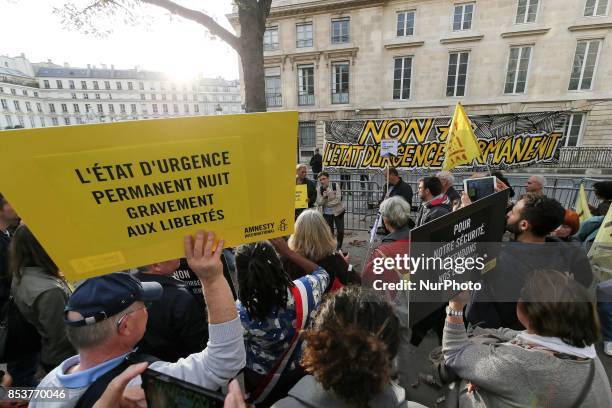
[0,112,298,281]
[295,184,308,209]
[408,190,509,324]
[380,139,399,158]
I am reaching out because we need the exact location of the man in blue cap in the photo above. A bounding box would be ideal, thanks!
[31,230,245,407]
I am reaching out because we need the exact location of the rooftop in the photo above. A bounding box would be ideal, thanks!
[0,66,32,79]
[36,67,168,80]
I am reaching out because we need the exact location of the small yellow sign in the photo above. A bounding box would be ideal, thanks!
[0,112,298,281]
[295,184,308,209]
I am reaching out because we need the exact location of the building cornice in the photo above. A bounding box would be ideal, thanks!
[500,28,551,38]
[228,0,385,23]
[264,46,359,68]
[568,22,612,31]
[439,34,484,45]
[384,41,425,50]
[322,47,359,64]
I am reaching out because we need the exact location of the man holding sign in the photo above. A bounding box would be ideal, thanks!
[295,164,316,219]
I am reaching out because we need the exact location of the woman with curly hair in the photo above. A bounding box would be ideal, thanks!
[237,238,330,406]
[273,286,426,408]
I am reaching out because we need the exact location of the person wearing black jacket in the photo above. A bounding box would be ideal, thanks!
[309,148,323,179]
[379,168,413,207]
[467,193,593,330]
[135,260,208,362]
[414,177,452,227]
[296,164,317,219]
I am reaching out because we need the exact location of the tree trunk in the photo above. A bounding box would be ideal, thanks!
[238,3,267,113]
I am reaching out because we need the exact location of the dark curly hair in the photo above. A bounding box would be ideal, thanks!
[301,286,399,407]
[519,193,565,237]
[236,241,294,322]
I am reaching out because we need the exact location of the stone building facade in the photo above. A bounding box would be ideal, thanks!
[0,54,243,129]
[232,0,612,167]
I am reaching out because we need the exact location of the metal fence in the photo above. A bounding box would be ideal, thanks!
[313,171,610,231]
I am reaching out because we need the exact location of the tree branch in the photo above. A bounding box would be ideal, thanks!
[140,0,240,51]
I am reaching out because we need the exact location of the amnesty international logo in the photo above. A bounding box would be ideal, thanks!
[279,218,287,232]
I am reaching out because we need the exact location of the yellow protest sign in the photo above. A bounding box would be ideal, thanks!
[295,184,308,209]
[0,112,297,281]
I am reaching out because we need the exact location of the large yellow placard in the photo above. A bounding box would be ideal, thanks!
[0,112,298,281]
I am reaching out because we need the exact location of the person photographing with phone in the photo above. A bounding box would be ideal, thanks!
[316,172,345,251]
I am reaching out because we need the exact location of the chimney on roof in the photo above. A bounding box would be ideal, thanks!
[48,59,52,63]
[111,64,115,70]
[20,53,25,58]
[101,63,107,69]
[87,64,91,69]
[63,62,69,67]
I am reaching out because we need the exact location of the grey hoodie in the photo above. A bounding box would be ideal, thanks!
[272,375,427,408]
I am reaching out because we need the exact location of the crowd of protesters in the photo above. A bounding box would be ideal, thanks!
[0,169,610,407]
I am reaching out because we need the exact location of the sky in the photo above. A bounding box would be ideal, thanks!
[0,0,240,80]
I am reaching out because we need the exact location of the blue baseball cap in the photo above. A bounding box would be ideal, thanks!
[65,272,162,327]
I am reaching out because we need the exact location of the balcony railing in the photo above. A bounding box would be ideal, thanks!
[266,94,282,107]
[332,92,349,104]
[298,94,315,106]
[556,146,612,168]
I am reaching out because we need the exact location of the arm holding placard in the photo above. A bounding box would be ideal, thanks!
[149,231,245,392]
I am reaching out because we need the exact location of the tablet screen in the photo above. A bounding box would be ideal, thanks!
[141,369,225,408]
[465,177,496,202]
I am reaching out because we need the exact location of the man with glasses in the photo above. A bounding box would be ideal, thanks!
[31,231,245,407]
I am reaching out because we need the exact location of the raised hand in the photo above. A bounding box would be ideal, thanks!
[184,230,225,284]
[270,237,291,257]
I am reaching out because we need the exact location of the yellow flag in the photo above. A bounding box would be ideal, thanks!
[588,205,612,273]
[575,184,592,222]
[442,103,482,171]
